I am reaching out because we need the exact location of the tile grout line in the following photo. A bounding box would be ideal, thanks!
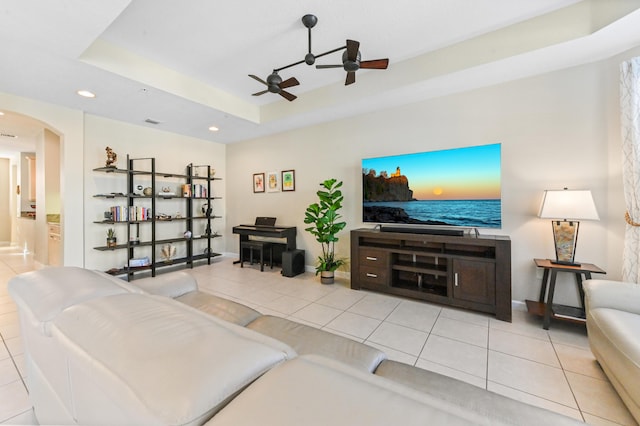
[0,331,28,394]
[549,336,586,423]
[485,326,490,390]
[412,307,443,367]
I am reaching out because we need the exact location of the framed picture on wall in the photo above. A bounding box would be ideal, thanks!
[253,173,265,193]
[282,170,295,192]
[266,171,280,192]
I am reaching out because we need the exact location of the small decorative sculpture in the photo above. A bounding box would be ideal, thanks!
[105,146,117,168]
[161,244,176,263]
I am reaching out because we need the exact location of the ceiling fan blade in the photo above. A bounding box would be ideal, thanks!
[345,71,356,86]
[360,59,389,70]
[279,77,300,89]
[346,39,359,62]
[316,64,343,69]
[248,74,268,86]
[252,90,269,96]
[279,90,297,102]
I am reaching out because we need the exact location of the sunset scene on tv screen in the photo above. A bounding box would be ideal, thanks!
[363,143,501,201]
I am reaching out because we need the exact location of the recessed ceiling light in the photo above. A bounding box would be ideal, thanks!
[77,90,96,98]
[208,126,219,132]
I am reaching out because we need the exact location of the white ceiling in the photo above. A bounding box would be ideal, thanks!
[1,0,640,149]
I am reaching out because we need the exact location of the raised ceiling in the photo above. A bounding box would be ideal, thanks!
[1,0,640,144]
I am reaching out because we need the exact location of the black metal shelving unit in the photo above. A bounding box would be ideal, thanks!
[93,156,222,280]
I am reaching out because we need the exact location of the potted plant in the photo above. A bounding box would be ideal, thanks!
[304,178,347,284]
[106,228,117,248]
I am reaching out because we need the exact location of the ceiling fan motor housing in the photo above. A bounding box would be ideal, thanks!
[342,50,361,71]
[267,72,283,92]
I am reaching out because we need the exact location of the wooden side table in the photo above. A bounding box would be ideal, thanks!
[525,258,606,329]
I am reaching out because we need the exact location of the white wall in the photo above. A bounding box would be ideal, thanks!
[226,48,640,306]
[83,115,226,272]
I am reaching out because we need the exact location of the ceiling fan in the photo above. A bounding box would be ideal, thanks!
[248,15,389,100]
[316,39,389,85]
[248,72,300,102]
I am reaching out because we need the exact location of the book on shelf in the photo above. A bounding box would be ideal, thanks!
[181,184,208,198]
[110,206,151,222]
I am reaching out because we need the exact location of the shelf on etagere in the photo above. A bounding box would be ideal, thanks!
[94,219,153,224]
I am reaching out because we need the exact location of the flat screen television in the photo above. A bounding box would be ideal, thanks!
[362,143,501,230]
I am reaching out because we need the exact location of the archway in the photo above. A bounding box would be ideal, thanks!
[0,109,62,265]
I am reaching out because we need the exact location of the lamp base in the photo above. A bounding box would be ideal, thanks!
[550,259,582,267]
[551,220,580,265]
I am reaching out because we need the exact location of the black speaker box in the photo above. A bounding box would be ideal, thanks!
[281,249,305,277]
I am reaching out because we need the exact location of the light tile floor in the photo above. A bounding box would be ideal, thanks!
[0,249,637,425]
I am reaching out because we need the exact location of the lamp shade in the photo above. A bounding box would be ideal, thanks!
[538,189,599,221]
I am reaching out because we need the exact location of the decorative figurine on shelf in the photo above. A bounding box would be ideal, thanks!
[201,203,212,217]
[183,230,192,239]
[105,146,117,168]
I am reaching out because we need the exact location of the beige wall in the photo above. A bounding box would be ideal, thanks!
[226,47,640,306]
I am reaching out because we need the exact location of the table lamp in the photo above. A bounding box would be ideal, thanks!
[538,188,599,266]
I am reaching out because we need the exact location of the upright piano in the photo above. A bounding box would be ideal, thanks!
[232,224,297,263]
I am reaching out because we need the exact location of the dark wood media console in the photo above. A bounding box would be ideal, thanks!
[350,228,512,322]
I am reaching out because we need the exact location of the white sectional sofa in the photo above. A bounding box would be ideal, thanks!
[9,267,584,426]
[584,279,640,423]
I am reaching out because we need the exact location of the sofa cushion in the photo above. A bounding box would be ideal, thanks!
[176,290,262,326]
[374,360,581,425]
[246,315,386,372]
[207,354,583,426]
[51,293,296,426]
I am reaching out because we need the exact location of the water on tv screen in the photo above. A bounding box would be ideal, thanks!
[362,143,501,229]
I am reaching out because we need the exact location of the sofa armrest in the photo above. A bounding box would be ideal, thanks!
[584,279,640,315]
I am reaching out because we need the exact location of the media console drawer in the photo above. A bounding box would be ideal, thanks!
[350,228,512,322]
[358,268,389,286]
[359,248,388,264]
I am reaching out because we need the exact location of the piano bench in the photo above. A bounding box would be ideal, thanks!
[241,240,273,272]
